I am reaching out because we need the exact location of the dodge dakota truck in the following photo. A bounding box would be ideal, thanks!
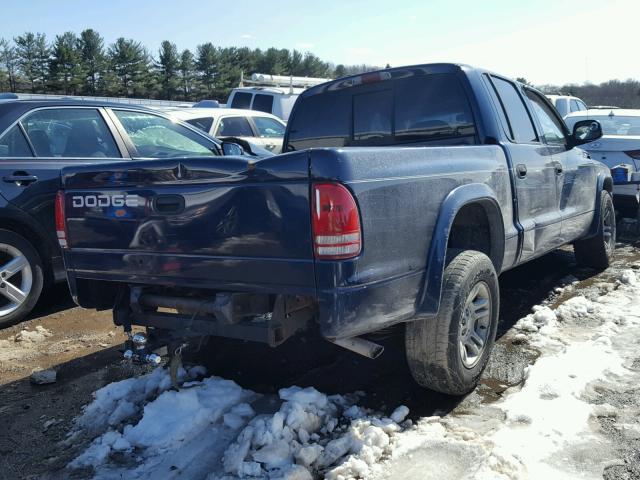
[57,64,614,395]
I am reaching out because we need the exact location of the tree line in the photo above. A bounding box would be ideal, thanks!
[538,80,640,109]
[0,30,377,102]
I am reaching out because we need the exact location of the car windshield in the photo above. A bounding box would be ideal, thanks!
[567,115,640,136]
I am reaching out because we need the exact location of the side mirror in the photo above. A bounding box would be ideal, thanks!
[572,120,602,146]
[221,141,244,156]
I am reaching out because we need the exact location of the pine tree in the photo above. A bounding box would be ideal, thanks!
[196,42,218,97]
[34,34,50,92]
[108,37,149,97]
[179,49,195,101]
[157,40,180,100]
[50,32,84,95]
[0,39,18,92]
[14,33,39,93]
[78,29,105,94]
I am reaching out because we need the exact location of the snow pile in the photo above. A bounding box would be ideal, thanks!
[222,386,408,479]
[70,369,409,479]
[377,266,640,480]
[13,325,52,343]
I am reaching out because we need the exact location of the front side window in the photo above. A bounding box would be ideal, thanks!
[215,117,254,137]
[253,117,285,137]
[490,77,537,143]
[113,110,216,158]
[185,117,214,134]
[525,90,566,146]
[252,94,274,114]
[230,92,252,109]
[21,108,120,158]
[0,125,33,157]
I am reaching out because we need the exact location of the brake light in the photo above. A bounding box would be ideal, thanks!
[55,190,67,248]
[624,150,640,160]
[312,183,361,260]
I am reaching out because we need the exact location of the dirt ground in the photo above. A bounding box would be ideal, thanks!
[0,232,638,479]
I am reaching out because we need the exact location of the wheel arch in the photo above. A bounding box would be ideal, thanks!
[416,183,505,316]
[0,209,56,282]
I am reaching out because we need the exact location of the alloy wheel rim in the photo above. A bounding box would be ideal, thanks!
[602,202,615,254]
[459,281,492,369]
[0,243,33,317]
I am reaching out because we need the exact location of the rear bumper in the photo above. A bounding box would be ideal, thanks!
[66,252,424,341]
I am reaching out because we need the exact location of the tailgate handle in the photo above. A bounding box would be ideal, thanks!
[153,195,185,214]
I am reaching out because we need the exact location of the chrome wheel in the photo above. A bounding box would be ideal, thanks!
[0,243,33,317]
[459,281,492,368]
[602,201,615,254]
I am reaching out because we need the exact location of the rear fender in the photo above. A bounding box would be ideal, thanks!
[416,183,504,316]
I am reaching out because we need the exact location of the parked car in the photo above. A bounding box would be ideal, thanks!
[565,108,640,217]
[0,99,265,326]
[168,108,287,153]
[59,63,613,395]
[546,94,588,117]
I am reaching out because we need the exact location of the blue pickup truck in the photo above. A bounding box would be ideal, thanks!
[57,64,614,395]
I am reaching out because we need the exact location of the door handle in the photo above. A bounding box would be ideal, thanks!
[554,163,564,175]
[516,164,527,179]
[3,173,38,185]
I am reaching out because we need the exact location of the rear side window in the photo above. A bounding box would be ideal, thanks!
[0,125,33,157]
[490,77,537,143]
[287,72,476,150]
[21,108,120,158]
[252,94,274,114]
[216,117,254,137]
[230,92,252,109]
[114,110,216,158]
[185,117,214,133]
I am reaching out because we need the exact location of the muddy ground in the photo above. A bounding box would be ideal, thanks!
[0,232,638,480]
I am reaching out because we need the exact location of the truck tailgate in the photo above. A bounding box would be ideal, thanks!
[61,154,315,294]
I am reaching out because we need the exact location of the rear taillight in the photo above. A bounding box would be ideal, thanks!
[624,150,640,160]
[55,190,67,248]
[311,183,361,260]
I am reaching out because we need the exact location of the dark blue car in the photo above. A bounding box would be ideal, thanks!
[0,99,263,326]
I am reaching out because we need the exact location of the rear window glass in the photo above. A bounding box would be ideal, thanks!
[252,94,274,114]
[286,73,476,150]
[185,117,214,133]
[0,125,33,157]
[230,92,252,109]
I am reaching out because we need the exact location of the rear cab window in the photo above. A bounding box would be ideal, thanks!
[286,71,477,150]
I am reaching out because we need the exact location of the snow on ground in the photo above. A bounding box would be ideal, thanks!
[68,263,640,479]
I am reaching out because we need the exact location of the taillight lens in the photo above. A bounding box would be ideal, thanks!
[55,190,67,248]
[624,150,640,160]
[312,183,361,260]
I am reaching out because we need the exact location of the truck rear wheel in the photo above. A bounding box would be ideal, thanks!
[405,250,499,395]
[574,190,615,270]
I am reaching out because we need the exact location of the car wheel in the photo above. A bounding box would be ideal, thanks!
[574,190,616,270]
[0,229,44,328]
[405,250,499,395]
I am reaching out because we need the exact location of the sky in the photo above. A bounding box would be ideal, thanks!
[2,0,638,86]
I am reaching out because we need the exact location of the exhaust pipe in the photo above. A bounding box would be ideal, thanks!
[330,336,384,359]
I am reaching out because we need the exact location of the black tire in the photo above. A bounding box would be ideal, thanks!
[0,229,44,328]
[405,250,499,395]
[574,190,616,270]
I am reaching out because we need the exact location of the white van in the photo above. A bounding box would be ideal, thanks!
[226,74,332,121]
